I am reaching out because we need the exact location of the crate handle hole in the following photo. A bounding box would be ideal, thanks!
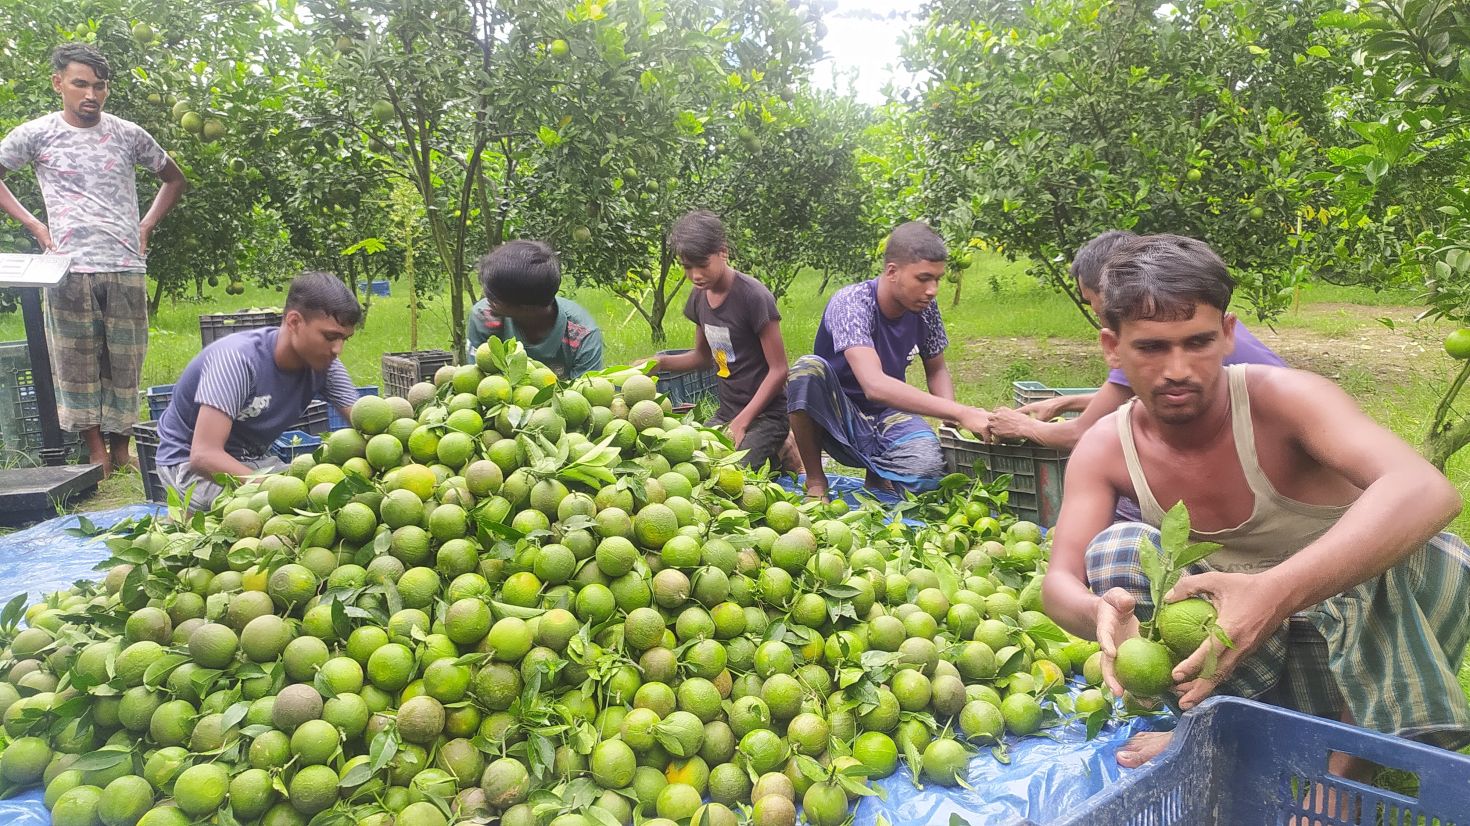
[1325,749,1421,799]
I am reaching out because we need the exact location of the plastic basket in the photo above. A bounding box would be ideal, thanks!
[131,422,167,504]
[144,384,175,420]
[324,386,379,431]
[0,341,82,465]
[198,310,283,347]
[271,430,322,463]
[382,350,454,399]
[1056,695,1470,824]
[655,348,719,407]
[1011,380,1097,420]
[939,425,1068,526]
[298,400,330,436]
[358,280,390,298]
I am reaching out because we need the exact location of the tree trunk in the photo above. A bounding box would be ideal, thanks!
[951,269,964,308]
[818,269,834,294]
[149,277,165,316]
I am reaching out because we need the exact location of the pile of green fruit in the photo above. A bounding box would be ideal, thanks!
[0,337,1112,826]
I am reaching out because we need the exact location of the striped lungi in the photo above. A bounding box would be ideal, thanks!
[43,270,149,434]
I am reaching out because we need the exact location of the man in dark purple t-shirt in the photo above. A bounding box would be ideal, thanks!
[156,272,362,508]
[990,230,1286,451]
[787,222,993,500]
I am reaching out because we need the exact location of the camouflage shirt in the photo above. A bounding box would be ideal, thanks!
[0,112,168,272]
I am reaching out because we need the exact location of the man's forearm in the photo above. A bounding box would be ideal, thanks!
[734,369,786,426]
[865,374,972,421]
[141,179,186,229]
[1042,572,1105,640]
[190,449,258,481]
[0,179,42,233]
[651,350,709,374]
[925,365,956,403]
[1262,474,1459,613]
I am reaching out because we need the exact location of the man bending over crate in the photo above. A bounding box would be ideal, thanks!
[1044,234,1470,774]
[0,44,188,475]
[154,272,362,508]
[787,221,993,500]
[465,240,603,380]
[637,210,799,473]
[988,230,1285,455]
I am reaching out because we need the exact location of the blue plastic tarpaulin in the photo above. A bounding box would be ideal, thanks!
[0,499,1174,825]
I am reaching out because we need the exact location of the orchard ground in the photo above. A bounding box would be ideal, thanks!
[4,254,1467,706]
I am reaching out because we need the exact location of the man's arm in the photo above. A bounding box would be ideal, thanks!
[139,158,187,255]
[991,382,1135,448]
[1168,368,1463,701]
[729,320,789,439]
[845,347,990,436]
[1017,393,1093,419]
[922,353,956,402]
[189,405,260,480]
[0,165,53,251]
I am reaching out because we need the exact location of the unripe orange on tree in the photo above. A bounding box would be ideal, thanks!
[549,39,569,58]
[1445,328,1470,360]
[1186,168,1202,182]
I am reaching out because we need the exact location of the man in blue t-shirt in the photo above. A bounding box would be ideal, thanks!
[787,221,993,500]
[989,229,1287,450]
[156,271,362,508]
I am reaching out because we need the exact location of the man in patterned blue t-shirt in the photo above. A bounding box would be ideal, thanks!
[787,221,993,500]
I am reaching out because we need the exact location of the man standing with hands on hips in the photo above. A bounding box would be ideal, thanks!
[0,43,188,474]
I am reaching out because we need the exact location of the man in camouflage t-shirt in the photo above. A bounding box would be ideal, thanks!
[0,44,188,474]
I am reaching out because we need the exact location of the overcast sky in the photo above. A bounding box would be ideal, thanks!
[812,0,921,105]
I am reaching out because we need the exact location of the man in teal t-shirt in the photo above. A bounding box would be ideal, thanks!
[465,240,604,379]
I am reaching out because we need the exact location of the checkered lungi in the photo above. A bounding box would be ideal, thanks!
[1086,521,1470,749]
[43,270,149,434]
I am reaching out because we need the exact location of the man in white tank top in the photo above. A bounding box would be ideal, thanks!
[1044,235,1470,774]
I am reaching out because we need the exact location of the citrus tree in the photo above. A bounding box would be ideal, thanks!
[903,0,1355,323]
[0,0,311,311]
[1312,1,1470,466]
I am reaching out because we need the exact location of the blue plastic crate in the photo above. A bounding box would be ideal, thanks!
[655,348,718,407]
[270,430,322,463]
[358,279,390,298]
[1055,696,1470,824]
[144,384,175,420]
[323,385,380,430]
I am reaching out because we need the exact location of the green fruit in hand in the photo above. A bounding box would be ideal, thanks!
[1114,637,1175,697]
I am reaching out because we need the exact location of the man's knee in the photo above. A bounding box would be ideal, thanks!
[1083,521,1161,597]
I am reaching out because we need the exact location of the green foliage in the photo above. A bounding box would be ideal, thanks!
[905,0,1354,322]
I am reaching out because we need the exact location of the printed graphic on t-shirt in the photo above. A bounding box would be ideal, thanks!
[704,324,735,378]
[241,395,271,420]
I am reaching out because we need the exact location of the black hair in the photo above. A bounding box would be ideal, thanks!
[883,221,947,267]
[1101,234,1235,331]
[669,210,728,265]
[51,43,110,80]
[285,271,362,327]
[478,240,561,307]
[1072,230,1138,293]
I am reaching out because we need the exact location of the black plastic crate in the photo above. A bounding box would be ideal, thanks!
[132,422,167,504]
[939,425,1069,526]
[655,348,719,407]
[299,400,330,435]
[0,341,82,465]
[382,350,453,399]
[198,310,282,347]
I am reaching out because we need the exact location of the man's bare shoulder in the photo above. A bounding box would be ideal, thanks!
[1241,364,1356,416]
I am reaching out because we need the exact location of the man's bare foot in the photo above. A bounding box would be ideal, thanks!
[1115,730,1173,768]
[110,452,138,473]
[863,472,896,493]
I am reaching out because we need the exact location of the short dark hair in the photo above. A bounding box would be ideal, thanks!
[51,43,110,80]
[285,271,362,327]
[883,221,947,267]
[479,240,561,307]
[1072,230,1137,293]
[1101,235,1235,331]
[669,210,727,264]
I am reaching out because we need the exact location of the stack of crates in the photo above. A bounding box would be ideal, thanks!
[198,310,283,347]
[938,425,1068,526]
[0,340,82,466]
[131,422,167,503]
[381,350,454,399]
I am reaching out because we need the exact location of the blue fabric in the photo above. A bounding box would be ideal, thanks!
[0,499,1174,825]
